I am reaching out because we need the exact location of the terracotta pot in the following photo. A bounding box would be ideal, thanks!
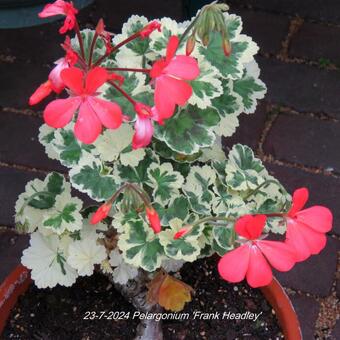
[260,277,302,340]
[0,266,301,339]
[0,264,31,333]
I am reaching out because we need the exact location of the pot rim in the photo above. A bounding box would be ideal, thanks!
[0,265,302,339]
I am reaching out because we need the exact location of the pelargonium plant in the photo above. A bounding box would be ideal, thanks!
[15,0,333,337]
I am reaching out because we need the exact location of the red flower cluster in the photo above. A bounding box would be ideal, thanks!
[218,188,332,288]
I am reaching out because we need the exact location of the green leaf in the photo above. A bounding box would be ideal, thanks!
[118,150,157,184]
[211,79,242,117]
[43,203,78,230]
[155,105,220,155]
[224,14,242,40]
[212,225,235,250]
[155,196,190,226]
[158,219,203,262]
[54,128,95,167]
[118,219,164,272]
[146,163,184,204]
[199,31,257,80]
[233,71,266,113]
[125,20,151,56]
[28,172,64,209]
[70,159,119,201]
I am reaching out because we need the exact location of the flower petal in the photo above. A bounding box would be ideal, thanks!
[289,187,309,216]
[61,67,84,95]
[44,97,80,128]
[166,35,179,62]
[235,214,266,240]
[295,206,332,233]
[164,55,200,80]
[256,240,296,272]
[218,244,250,283]
[85,67,109,94]
[88,97,122,129]
[246,245,273,288]
[48,58,68,93]
[38,0,67,17]
[74,101,102,144]
[286,219,327,261]
[132,116,154,149]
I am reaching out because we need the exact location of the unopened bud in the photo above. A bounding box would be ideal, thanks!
[96,18,105,35]
[186,35,196,56]
[90,203,112,224]
[222,36,232,56]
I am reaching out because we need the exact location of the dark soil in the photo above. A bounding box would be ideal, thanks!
[3,256,283,340]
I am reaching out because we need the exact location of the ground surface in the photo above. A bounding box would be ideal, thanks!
[0,0,339,338]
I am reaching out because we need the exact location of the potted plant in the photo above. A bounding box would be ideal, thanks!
[3,1,333,339]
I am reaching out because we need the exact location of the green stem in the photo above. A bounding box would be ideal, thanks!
[178,12,200,46]
[108,80,136,105]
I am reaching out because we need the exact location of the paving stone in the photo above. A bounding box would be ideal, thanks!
[0,167,44,227]
[258,56,340,119]
[289,294,320,340]
[264,113,340,172]
[0,21,63,65]
[77,0,184,32]
[275,236,338,296]
[266,163,340,236]
[330,319,340,339]
[223,100,268,150]
[290,22,340,65]
[0,229,29,283]
[234,9,289,55]
[228,0,340,24]
[0,110,65,172]
[0,62,51,109]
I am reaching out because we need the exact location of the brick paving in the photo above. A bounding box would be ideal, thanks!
[0,0,339,338]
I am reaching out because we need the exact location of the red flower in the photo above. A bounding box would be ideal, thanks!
[132,103,162,149]
[39,0,78,34]
[218,215,296,288]
[44,67,122,144]
[285,188,332,262]
[140,21,161,39]
[29,37,78,105]
[146,207,162,233]
[90,203,112,224]
[150,35,200,122]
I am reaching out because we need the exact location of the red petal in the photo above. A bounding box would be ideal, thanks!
[295,206,332,233]
[61,67,84,95]
[218,244,250,283]
[166,35,179,62]
[288,187,309,217]
[48,58,68,93]
[44,97,80,128]
[74,101,102,144]
[256,240,296,272]
[154,76,176,120]
[164,55,200,80]
[246,245,273,288]
[132,116,154,149]
[85,67,108,94]
[38,0,67,17]
[235,214,266,240]
[88,97,122,129]
[286,219,327,261]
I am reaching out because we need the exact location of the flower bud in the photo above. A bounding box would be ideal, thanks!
[173,226,191,239]
[222,35,232,56]
[146,206,162,233]
[96,18,105,35]
[186,34,196,56]
[29,80,53,106]
[140,21,161,39]
[90,203,112,224]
